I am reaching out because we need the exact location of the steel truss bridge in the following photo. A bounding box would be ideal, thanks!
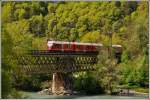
[15,49,121,95]
[17,50,99,74]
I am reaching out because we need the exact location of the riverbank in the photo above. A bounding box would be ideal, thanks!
[118,89,149,97]
[36,87,149,97]
[20,91,148,99]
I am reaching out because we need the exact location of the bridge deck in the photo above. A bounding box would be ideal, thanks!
[28,50,99,56]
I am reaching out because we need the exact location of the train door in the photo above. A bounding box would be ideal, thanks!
[72,42,76,52]
[61,43,64,52]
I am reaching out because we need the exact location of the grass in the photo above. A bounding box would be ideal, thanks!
[133,88,149,93]
[117,85,149,93]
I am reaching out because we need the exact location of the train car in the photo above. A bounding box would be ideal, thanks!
[47,40,122,53]
[47,41,102,52]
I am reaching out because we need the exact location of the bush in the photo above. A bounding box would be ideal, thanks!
[73,72,104,94]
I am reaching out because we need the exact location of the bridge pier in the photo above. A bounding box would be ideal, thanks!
[52,73,65,95]
[51,72,73,95]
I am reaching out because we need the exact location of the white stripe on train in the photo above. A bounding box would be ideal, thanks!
[47,40,122,48]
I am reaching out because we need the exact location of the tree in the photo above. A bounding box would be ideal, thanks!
[1,28,15,98]
[81,31,100,43]
[29,15,45,37]
[2,2,15,23]
[96,48,120,94]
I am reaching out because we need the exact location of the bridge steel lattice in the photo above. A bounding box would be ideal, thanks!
[16,50,99,95]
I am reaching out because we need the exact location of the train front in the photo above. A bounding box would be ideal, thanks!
[47,40,54,50]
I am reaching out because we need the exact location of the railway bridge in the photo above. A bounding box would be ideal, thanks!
[15,43,122,95]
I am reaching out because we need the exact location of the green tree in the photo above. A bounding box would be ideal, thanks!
[2,29,14,98]
[29,15,45,37]
[2,2,15,23]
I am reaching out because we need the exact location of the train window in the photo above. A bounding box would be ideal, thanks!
[87,46,93,50]
[91,46,94,49]
[87,46,90,50]
[65,44,71,48]
[65,44,68,48]
[55,44,61,49]
[61,44,63,50]
[66,44,68,48]
[77,45,80,49]
[68,44,71,48]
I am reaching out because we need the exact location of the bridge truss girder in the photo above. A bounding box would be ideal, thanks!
[16,52,98,74]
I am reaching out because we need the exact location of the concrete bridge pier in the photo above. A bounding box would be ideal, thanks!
[52,73,65,95]
[51,72,73,95]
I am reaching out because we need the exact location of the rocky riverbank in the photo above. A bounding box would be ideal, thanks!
[37,88,148,98]
[118,89,149,97]
[37,88,80,96]
[38,88,52,95]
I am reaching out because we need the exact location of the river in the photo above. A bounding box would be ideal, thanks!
[20,91,149,99]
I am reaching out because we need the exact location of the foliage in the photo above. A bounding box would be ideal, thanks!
[81,31,100,43]
[73,72,104,94]
[133,87,149,93]
[1,29,14,98]
[95,48,121,94]
[12,72,51,91]
[8,89,23,99]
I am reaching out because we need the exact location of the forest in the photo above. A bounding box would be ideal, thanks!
[1,1,149,98]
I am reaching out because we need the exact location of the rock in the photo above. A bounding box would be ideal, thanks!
[73,91,78,94]
[37,88,52,95]
[38,88,81,96]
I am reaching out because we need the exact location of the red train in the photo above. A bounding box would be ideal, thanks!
[47,40,122,53]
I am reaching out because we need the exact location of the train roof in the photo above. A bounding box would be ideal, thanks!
[47,41,122,48]
[47,41,103,46]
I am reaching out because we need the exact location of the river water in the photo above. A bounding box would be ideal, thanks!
[21,91,149,99]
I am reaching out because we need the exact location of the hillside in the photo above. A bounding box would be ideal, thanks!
[1,1,149,98]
